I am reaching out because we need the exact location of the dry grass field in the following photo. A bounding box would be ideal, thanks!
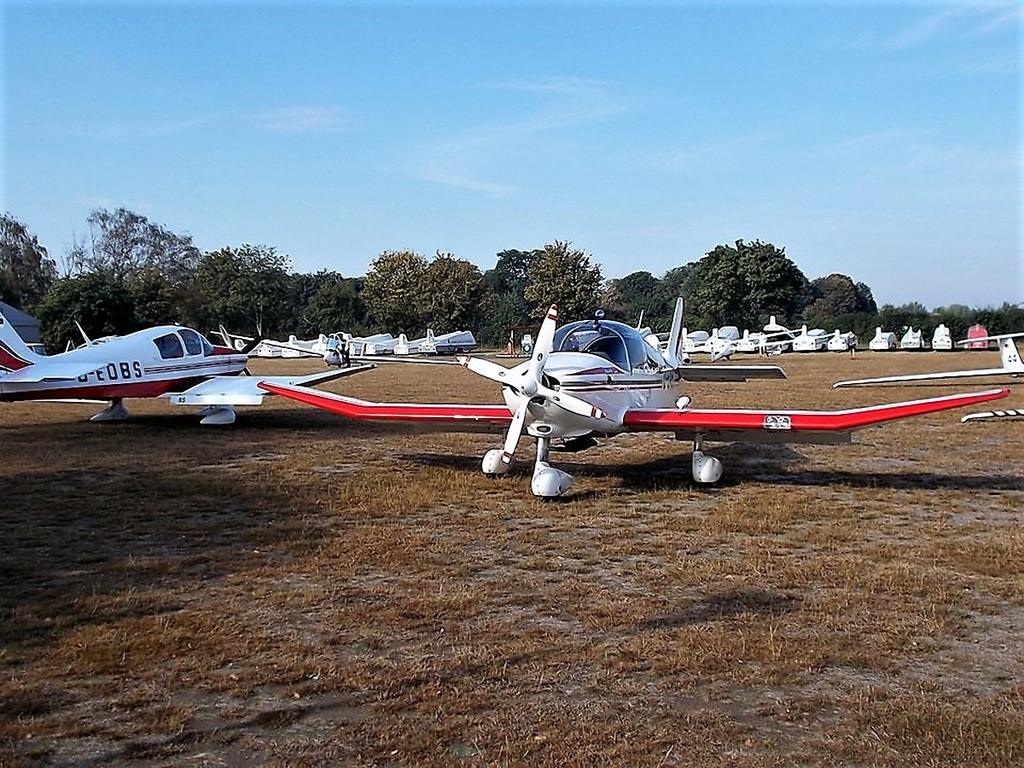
[1,351,1022,767]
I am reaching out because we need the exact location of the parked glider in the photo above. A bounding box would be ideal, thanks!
[259,302,1007,498]
[0,311,372,424]
[834,333,1024,388]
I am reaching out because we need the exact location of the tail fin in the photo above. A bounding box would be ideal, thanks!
[999,337,1024,371]
[213,325,256,353]
[664,298,688,367]
[426,329,436,344]
[0,310,43,372]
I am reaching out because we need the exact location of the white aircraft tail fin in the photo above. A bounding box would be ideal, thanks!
[0,309,44,373]
[665,298,688,367]
[999,336,1024,371]
[213,325,255,352]
[426,329,436,344]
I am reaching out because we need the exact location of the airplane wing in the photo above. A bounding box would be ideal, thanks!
[351,355,463,366]
[254,340,322,357]
[0,362,103,383]
[258,381,513,427]
[622,388,1010,444]
[164,365,375,406]
[961,408,1023,423]
[834,368,1018,387]
[677,365,786,382]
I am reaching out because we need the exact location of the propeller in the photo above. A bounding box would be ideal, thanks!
[458,305,606,466]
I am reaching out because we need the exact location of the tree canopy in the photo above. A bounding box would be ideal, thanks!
[692,240,812,329]
[8,207,1020,353]
[0,213,57,309]
[523,241,604,322]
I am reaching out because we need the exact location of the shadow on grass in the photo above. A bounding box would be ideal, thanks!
[397,445,1024,494]
[640,588,802,630]
[0,460,315,653]
[61,693,368,767]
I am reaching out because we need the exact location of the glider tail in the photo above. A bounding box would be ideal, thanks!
[998,337,1024,372]
[0,308,43,373]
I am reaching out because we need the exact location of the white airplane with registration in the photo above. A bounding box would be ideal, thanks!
[0,310,372,424]
[259,300,1008,499]
[834,333,1024,388]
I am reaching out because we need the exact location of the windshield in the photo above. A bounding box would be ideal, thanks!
[553,320,661,371]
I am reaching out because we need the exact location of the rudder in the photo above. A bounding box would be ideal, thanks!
[0,310,41,372]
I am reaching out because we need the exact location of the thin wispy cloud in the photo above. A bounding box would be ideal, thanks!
[820,4,1020,52]
[887,6,968,49]
[54,115,217,140]
[250,106,351,133]
[414,76,633,196]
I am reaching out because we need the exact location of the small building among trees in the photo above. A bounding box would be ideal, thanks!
[0,300,42,345]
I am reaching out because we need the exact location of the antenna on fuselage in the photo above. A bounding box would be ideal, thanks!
[75,321,94,346]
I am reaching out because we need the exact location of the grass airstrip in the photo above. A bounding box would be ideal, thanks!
[1,351,1022,767]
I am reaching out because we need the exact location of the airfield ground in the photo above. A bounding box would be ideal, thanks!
[1,351,1022,767]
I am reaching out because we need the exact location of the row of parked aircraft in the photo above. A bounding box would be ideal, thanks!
[650,318,858,361]
[1,302,1017,498]
[669,319,1006,358]
[867,324,950,351]
[248,328,478,363]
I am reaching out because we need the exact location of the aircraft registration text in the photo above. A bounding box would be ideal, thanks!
[77,361,144,383]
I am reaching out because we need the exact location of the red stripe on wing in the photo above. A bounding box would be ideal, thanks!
[259,381,513,424]
[622,388,1010,432]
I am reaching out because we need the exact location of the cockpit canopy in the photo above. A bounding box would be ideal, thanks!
[153,328,215,360]
[552,319,666,371]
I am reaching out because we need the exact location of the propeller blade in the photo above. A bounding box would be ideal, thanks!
[536,384,606,420]
[500,398,531,465]
[527,305,559,383]
[460,355,515,386]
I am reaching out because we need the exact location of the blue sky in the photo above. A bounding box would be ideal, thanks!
[2,1,1020,309]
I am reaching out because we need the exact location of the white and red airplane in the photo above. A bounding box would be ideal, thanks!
[259,303,1008,498]
[0,310,372,424]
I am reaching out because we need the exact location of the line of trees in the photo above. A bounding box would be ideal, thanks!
[1,209,1020,351]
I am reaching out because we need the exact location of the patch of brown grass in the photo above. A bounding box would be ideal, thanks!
[1,353,1022,766]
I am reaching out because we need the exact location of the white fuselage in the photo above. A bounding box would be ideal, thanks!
[0,326,248,402]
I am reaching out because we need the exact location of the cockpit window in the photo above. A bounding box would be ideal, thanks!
[553,319,668,371]
[179,328,204,356]
[154,333,184,360]
[552,322,624,370]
